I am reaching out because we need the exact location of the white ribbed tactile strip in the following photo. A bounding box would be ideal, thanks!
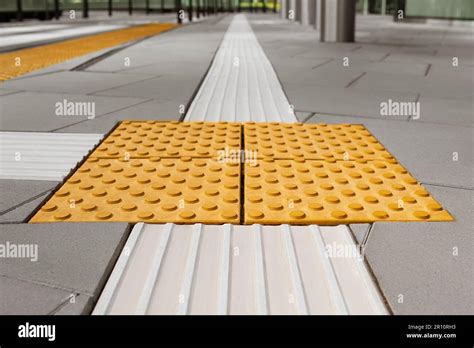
[0,131,103,181]
[185,14,296,122]
[94,223,387,315]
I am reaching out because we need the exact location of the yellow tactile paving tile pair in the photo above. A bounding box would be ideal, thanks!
[0,23,176,82]
[30,121,454,225]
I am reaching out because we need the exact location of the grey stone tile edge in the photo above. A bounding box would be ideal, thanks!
[1,223,134,315]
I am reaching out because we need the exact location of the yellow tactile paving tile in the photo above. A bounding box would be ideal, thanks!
[30,157,240,224]
[244,122,395,161]
[0,23,176,81]
[244,158,453,225]
[90,120,242,159]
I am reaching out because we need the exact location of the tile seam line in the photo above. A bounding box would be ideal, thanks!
[297,110,413,122]
[0,274,92,297]
[49,98,154,133]
[356,244,394,315]
[0,187,55,217]
[87,74,163,96]
[422,182,474,191]
[47,291,82,315]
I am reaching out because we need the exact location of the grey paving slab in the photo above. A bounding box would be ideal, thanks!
[365,185,474,314]
[349,224,371,245]
[0,276,73,315]
[350,71,473,101]
[0,91,147,131]
[94,74,199,101]
[310,114,473,189]
[295,110,313,122]
[285,85,416,120]
[0,71,152,95]
[57,99,182,134]
[0,193,49,223]
[414,95,473,127]
[0,223,131,296]
[0,179,57,214]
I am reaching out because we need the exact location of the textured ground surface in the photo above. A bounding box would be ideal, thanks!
[0,13,472,314]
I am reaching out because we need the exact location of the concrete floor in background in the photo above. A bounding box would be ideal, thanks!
[251,14,473,314]
[0,13,472,315]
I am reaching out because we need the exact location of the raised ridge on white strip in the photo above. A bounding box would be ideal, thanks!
[0,131,103,181]
[185,14,296,122]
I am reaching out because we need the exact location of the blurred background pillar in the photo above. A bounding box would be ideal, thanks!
[320,0,356,42]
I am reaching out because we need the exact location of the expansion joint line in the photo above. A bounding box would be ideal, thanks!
[239,123,246,225]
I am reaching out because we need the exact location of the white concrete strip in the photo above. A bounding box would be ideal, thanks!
[92,223,145,315]
[253,224,269,315]
[135,223,172,315]
[217,224,231,315]
[176,223,202,315]
[0,131,103,181]
[95,224,387,314]
[282,224,309,315]
[0,25,73,36]
[0,24,126,48]
[309,225,349,314]
[185,14,296,122]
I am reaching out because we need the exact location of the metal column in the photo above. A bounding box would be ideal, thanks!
[295,0,301,22]
[308,0,316,26]
[320,0,356,42]
[83,0,89,18]
[16,0,23,22]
